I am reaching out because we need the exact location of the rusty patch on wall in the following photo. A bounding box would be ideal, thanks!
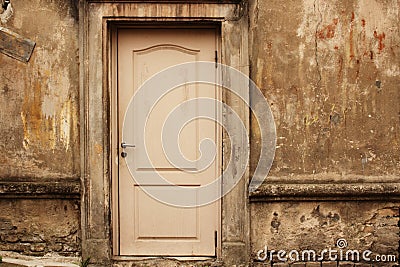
[0,26,35,62]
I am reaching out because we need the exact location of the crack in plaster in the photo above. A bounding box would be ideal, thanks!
[314,0,322,87]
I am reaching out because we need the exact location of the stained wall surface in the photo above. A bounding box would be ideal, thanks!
[249,0,399,177]
[0,0,79,179]
[249,0,399,265]
[0,0,80,256]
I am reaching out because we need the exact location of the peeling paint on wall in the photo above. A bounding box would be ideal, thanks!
[251,202,399,259]
[0,0,79,178]
[250,0,400,177]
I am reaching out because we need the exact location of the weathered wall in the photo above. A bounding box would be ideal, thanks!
[249,0,400,266]
[0,199,80,256]
[251,202,399,266]
[0,0,80,257]
[0,0,79,179]
[250,0,399,177]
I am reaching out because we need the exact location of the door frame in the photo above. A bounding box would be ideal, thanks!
[111,25,222,257]
[80,2,250,265]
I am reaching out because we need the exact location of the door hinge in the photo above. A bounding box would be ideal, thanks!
[215,51,218,68]
[214,230,218,250]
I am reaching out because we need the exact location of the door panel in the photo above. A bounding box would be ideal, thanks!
[134,185,199,239]
[117,28,220,256]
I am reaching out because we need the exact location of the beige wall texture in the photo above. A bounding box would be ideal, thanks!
[0,0,80,256]
[249,0,399,177]
[0,0,79,179]
[249,0,399,266]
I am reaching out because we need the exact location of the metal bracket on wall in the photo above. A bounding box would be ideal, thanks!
[0,26,35,62]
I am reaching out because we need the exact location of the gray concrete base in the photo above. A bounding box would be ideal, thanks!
[0,252,79,267]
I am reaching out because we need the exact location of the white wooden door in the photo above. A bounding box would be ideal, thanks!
[117,28,221,256]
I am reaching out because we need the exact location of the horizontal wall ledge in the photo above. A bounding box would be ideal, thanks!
[0,178,81,199]
[250,181,400,202]
[87,0,241,3]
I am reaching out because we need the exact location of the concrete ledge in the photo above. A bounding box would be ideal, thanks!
[0,252,79,267]
[250,182,400,202]
[0,178,80,199]
[86,0,241,3]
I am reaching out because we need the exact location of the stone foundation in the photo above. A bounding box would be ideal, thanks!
[0,198,80,256]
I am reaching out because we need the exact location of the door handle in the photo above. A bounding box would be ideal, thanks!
[121,142,136,149]
[120,142,135,158]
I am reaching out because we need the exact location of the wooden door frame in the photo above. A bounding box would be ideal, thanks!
[80,2,249,265]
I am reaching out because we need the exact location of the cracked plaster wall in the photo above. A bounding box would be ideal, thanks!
[0,0,80,257]
[249,0,400,265]
[249,0,399,177]
[251,202,399,265]
[0,0,79,179]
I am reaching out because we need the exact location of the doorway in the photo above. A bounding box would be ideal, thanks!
[113,27,222,256]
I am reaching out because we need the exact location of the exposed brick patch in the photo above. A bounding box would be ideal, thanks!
[252,263,272,267]
[321,262,337,267]
[337,262,354,267]
[0,199,80,256]
[353,263,371,267]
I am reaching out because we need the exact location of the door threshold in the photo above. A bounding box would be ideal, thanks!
[113,256,216,261]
